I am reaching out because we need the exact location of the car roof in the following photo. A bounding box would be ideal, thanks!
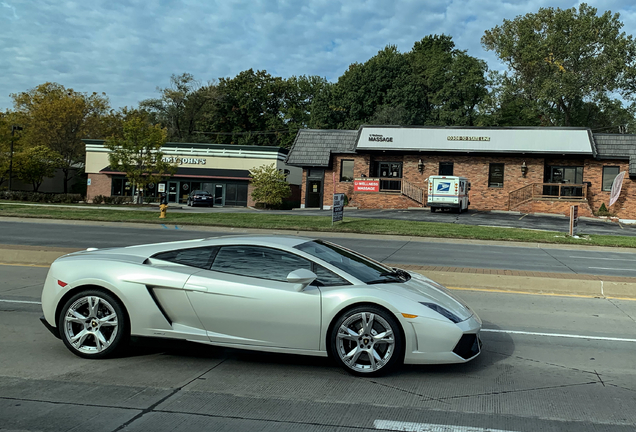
[80,235,316,258]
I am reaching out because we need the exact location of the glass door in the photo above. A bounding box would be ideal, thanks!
[214,184,224,206]
[168,182,178,203]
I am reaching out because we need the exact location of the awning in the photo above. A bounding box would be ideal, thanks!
[99,166,251,181]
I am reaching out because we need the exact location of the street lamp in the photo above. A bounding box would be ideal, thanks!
[9,125,23,191]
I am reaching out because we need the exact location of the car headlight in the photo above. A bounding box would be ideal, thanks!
[420,302,462,323]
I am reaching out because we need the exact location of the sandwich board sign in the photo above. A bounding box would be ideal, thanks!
[332,193,344,224]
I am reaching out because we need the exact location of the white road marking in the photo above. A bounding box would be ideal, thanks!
[0,299,41,305]
[482,329,636,343]
[374,420,519,432]
[589,267,636,272]
[569,256,636,261]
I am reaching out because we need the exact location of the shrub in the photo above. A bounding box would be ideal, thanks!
[92,195,104,204]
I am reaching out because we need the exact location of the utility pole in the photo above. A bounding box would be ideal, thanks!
[9,125,23,191]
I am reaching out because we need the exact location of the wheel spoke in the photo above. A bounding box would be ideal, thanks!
[361,313,375,334]
[65,312,85,324]
[95,331,110,351]
[372,348,382,362]
[373,330,394,344]
[368,350,377,370]
[87,297,100,318]
[338,325,359,341]
[344,346,362,364]
[70,329,89,347]
[99,313,118,327]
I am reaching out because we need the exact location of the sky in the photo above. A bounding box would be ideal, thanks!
[2,0,636,111]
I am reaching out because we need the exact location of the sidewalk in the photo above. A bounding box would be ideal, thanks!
[2,244,635,299]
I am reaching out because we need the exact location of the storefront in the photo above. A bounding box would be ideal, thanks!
[286,126,636,220]
[85,140,301,206]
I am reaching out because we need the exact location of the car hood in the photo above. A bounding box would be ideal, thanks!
[377,271,474,321]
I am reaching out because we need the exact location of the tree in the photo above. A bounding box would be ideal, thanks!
[10,83,110,192]
[310,37,488,130]
[140,73,218,142]
[13,146,62,192]
[105,112,176,203]
[249,163,291,208]
[482,3,636,127]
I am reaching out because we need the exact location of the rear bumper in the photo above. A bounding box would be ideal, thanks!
[427,202,460,209]
[40,316,60,339]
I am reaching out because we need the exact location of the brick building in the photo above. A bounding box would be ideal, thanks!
[286,126,636,220]
[85,140,302,206]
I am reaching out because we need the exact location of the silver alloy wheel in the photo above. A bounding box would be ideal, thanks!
[336,312,395,373]
[63,295,119,355]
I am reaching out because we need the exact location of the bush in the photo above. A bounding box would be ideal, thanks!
[92,195,105,204]
[0,191,83,203]
[596,202,613,216]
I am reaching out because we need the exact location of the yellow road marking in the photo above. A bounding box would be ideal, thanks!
[0,262,50,268]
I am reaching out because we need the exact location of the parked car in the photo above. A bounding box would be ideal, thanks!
[40,236,482,376]
[187,190,212,207]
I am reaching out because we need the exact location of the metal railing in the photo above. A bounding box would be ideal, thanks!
[508,183,588,210]
[401,179,424,204]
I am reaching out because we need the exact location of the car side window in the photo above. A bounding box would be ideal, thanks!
[211,246,313,282]
[313,264,351,287]
[152,246,219,270]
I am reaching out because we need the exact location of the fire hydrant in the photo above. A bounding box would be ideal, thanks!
[159,193,168,218]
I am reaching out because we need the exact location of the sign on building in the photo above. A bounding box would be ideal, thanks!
[333,193,344,224]
[354,178,380,192]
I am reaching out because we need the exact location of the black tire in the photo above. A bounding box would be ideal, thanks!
[430,207,436,213]
[329,306,404,376]
[58,289,128,359]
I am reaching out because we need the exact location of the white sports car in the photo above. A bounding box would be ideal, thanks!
[40,235,482,376]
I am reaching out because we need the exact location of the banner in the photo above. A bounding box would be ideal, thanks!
[609,171,626,206]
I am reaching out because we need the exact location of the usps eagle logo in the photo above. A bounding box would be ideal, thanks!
[437,182,451,192]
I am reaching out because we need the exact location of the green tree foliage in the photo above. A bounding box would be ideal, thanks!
[249,163,291,208]
[105,112,176,202]
[199,70,327,148]
[482,3,636,128]
[10,83,110,192]
[310,36,488,130]
[140,73,218,142]
[13,145,63,192]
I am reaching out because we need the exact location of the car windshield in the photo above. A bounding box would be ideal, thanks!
[295,240,406,284]
[193,191,210,195]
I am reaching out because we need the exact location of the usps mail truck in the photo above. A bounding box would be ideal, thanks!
[426,176,471,213]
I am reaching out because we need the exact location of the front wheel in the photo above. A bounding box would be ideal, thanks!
[58,289,128,359]
[330,306,403,376]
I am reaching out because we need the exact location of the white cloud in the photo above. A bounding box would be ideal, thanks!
[1,0,635,110]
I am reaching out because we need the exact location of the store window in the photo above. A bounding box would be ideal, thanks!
[602,166,620,191]
[340,160,354,182]
[488,163,504,188]
[375,161,402,191]
[439,162,454,176]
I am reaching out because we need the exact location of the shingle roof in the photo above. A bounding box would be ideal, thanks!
[285,129,358,167]
[593,134,636,176]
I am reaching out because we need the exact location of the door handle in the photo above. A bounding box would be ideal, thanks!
[185,283,207,292]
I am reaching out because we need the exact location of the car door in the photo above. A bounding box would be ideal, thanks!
[184,245,322,350]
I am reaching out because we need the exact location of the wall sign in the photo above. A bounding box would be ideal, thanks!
[368,134,393,143]
[447,136,491,141]
[354,178,380,192]
[162,157,207,165]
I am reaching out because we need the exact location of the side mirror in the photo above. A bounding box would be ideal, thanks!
[287,269,317,291]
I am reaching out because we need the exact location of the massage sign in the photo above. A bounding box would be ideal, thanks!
[354,178,380,192]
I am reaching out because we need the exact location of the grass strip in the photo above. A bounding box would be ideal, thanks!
[1,202,635,248]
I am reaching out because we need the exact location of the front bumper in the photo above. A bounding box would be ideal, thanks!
[40,316,60,339]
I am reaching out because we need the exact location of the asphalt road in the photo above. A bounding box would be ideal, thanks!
[172,205,636,237]
[2,219,636,278]
[1,264,635,431]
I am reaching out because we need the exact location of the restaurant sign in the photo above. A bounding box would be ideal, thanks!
[354,178,380,192]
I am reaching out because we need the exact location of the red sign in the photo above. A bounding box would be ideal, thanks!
[354,179,380,192]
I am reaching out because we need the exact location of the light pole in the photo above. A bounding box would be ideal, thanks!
[9,125,23,191]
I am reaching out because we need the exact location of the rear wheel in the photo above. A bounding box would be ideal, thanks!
[430,207,436,213]
[330,306,403,376]
[58,289,128,359]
